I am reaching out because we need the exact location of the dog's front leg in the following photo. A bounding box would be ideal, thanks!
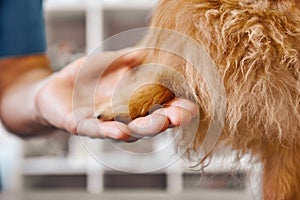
[262,146,300,200]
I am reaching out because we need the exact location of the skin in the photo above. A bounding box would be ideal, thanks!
[0,49,198,142]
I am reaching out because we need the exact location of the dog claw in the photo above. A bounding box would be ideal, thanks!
[97,113,132,124]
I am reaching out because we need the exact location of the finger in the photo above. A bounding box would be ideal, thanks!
[78,52,120,78]
[76,118,131,140]
[169,98,199,118]
[72,52,122,81]
[105,48,145,73]
[128,114,169,137]
[98,121,132,140]
[153,106,192,127]
[117,48,145,66]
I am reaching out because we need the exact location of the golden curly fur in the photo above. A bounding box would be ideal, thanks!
[98,0,300,199]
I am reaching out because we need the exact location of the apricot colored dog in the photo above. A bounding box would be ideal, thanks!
[98,1,300,199]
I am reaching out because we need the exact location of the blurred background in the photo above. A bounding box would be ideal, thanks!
[0,0,260,199]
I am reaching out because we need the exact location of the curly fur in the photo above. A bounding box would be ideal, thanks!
[98,0,300,199]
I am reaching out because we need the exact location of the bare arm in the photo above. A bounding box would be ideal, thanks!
[0,54,54,136]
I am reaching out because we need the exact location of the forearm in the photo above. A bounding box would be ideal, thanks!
[0,55,55,137]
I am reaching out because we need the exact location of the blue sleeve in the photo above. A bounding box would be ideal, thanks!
[0,0,46,58]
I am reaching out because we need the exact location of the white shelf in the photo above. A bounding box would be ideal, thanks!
[44,0,156,53]
[102,0,157,10]
[22,156,87,175]
[22,153,253,175]
[44,0,85,11]
[44,0,157,11]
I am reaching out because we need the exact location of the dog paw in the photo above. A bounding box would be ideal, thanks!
[97,83,176,124]
[96,105,132,124]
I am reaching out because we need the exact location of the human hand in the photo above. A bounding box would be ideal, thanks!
[35,49,198,142]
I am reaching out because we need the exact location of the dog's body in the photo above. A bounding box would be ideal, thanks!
[99,1,300,199]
